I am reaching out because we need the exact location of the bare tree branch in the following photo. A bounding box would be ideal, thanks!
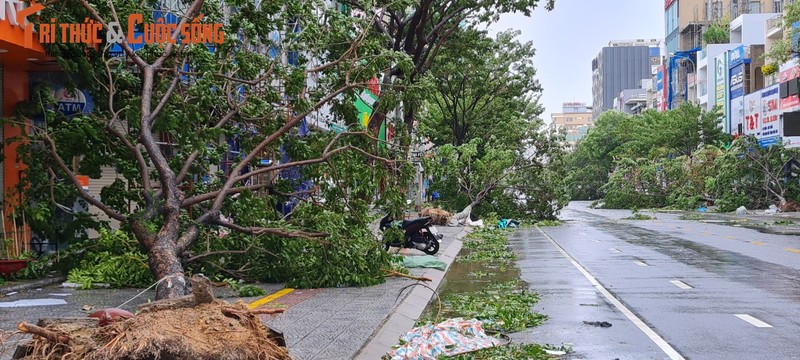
[43,135,126,222]
[210,218,328,240]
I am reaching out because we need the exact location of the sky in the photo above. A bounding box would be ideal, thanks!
[488,0,665,123]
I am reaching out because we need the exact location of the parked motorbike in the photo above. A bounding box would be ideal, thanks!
[379,214,442,255]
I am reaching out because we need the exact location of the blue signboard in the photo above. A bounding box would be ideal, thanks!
[53,86,94,117]
[730,64,745,99]
[728,45,750,68]
[656,71,664,92]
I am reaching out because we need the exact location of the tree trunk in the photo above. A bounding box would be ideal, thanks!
[149,236,188,300]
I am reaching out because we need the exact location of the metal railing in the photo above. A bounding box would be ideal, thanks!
[767,14,783,35]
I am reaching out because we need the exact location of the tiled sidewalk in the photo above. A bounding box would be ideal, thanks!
[262,226,468,360]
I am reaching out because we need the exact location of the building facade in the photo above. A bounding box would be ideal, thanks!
[666,0,786,109]
[0,0,58,253]
[592,43,657,119]
[551,102,593,147]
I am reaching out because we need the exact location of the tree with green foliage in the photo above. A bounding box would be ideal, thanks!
[13,0,415,299]
[340,0,555,139]
[420,29,542,147]
[712,137,800,211]
[415,27,565,219]
[703,18,730,45]
[566,104,729,204]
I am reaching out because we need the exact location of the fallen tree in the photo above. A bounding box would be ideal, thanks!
[13,275,289,360]
[15,0,412,299]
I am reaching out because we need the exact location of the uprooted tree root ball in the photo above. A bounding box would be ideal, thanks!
[17,301,290,360]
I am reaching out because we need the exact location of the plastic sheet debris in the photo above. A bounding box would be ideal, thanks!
[387,318,502,360]
[497,219,521,229]
[766,204,779,214]
[399,255,447,271]
[736,206,748,215]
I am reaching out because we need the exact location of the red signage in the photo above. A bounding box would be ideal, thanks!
[781,95,800,110]
[665,0,676,10]
[368,77,380,96]
[779,65,800,82]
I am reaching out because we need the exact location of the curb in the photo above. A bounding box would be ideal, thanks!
[355,227,470,360]
[0,275,66,295]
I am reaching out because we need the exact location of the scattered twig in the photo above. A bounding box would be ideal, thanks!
[383,269,432,282]
[396,282,443,324]
[17,323,70,344]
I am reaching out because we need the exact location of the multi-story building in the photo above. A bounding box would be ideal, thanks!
[551,102,594,147]
[666,0,786,54]
[592,41,661,119]
[665,0,785,109]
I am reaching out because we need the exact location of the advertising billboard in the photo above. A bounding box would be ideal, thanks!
[744,90,762,137]
[730,96,744,136]
[729,64,745,99]
[760,85,781,147]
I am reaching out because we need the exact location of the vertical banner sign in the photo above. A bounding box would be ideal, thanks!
[729,64,745,135]
[744,90,762,137]
[729,46,749,135]
[760,85,781,147]
[656,66,665,111]
[715,53,728,132]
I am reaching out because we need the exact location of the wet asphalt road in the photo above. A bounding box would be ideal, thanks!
[513,201,800,360]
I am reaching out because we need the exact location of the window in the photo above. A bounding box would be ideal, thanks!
[731,1,739,18]
[665,2,678,34]
[711,1,723,20]
[775,0,784,13]
[566,117,573,122]
[749,1,761,13]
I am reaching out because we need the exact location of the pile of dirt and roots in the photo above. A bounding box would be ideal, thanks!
[421,207,453,225]
[13,275,290,360]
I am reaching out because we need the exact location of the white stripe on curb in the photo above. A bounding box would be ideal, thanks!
[734,314,773,328]
[536,227,686,360]
[669,280,693,289]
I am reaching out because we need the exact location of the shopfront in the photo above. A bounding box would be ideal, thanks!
[0,1,50,250]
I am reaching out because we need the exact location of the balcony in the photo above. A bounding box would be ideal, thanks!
[767,14,783,39]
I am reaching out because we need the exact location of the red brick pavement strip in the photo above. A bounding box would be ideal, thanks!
[257,288,322,321]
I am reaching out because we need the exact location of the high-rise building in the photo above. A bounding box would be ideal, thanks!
[551,102,594,147]
[592,41,661,119]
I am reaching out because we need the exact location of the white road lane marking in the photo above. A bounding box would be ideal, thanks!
[579,232,588,236]
[0,299,68,308]
[537,227,686,360]
[610,248,621,253]
[734,314,773,328]
[669,280,693,289]
[634,260,649,267]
